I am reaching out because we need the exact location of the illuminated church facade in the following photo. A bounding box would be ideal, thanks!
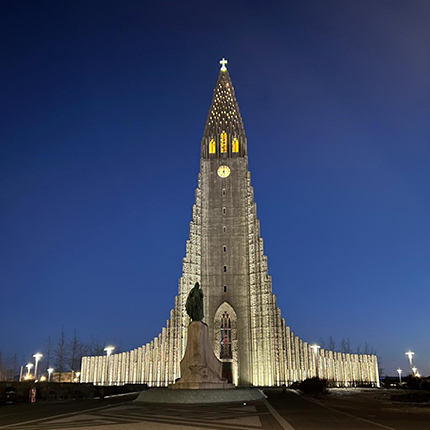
[80,60,379,387]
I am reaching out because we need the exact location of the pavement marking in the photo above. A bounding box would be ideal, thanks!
[0,403,116,429]
[263,398,296,430]
[291,390,398,430]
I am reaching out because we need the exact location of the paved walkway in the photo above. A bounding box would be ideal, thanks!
[1,389,429,430]
[0,400,285,430]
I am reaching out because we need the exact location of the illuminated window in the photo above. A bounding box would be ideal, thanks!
[220,131,227,153]
[209,138,216,154]
[220,312,232,359]
[232,137,239,153]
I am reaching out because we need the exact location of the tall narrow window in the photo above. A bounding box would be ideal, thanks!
[209,138,216,154]
[224,286,227,292]
[220,312,232,359]
[223,226,226,233]
[220,131,227,153]
[223,246,226,253]
[232,137,239,153]
[222,189,226,196]
[222,207,226,215]
[223,265,227,272]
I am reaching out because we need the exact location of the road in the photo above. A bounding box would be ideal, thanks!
[0,389,428,429]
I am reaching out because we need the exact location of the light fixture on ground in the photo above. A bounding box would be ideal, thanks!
[310,344,321,377]
[405,351,415,375]
[104,346,115,385]
[47,367,54,382]
[397,368,402,383]
[33,353,43,379]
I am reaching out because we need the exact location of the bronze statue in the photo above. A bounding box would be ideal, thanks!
[186,282,204,321]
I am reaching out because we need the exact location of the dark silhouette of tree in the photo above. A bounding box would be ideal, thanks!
[54,329,68,382]
[0,350,18,381]
[328,336,336,351]
[69,330,84,376]
[340,338,351,353]
[89,336,106,356]
[45,336,52,371]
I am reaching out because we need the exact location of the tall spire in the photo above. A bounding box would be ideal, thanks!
[201,59,247,158]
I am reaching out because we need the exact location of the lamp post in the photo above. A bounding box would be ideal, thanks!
[104,346,115,385]
[405,351,415,375]
[397,368,402,384]
[33,353,43,380]
[412,367,417,376]
[47,368,54,382]
[26,363,33,379]
[311,344,321,378]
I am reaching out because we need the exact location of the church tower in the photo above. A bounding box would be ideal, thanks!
[198,58,275,385]
[80,60,380,388]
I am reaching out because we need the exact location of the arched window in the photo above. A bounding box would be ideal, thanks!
[220,312,232,359]
[220,131,227,153]
[209,138,216,154]
[232,137,239,153]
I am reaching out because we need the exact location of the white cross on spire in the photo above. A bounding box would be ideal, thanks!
[219,58,228,71]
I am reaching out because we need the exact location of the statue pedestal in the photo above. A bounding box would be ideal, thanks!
[169,321,234,390]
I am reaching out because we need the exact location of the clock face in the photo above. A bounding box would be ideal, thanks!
[217,165,230,178]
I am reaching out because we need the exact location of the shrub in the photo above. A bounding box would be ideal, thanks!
[298,377,328,396]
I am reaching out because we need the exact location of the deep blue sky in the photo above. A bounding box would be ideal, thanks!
[1,0,429,377]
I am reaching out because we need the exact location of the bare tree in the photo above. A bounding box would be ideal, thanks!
[328,336,336,351]
[89,336,105,356]
[340,338,351,353]
[69,330,81,374]
[318,337,326,349]
[45,336,52,370]
[0,351,17,381]
[54,329,68,382]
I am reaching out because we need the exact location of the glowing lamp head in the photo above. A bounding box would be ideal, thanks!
[33,353,43,361]
[104,346,115,356]
[397,368,402,374]
[405,351,415,359]
[47,367,54,374]
[311,344,321,354]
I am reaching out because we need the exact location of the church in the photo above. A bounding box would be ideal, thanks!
[80,60,379,388]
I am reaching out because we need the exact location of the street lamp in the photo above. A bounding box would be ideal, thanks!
[311,344,321,378]
[412,367,417,375]
[26,363,33,379]
[33,353,43,380]
[405,351,415,375]
[104,346,115,385]
[47,368,54,382]
[397,368,402,383]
